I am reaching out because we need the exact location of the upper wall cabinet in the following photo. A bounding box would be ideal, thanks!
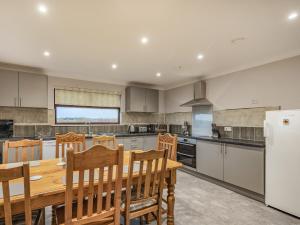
[125,86,158,113]
[0,69,48,108]
[0,70,19,107]
[19,72,48,108]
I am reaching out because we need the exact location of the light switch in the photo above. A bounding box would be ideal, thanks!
[224,126,232,132]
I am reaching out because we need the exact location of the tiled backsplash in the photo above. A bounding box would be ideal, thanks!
[2,106,275,141]
[13,124,129,137]
[0,107,48,123]
[216,126,264,141]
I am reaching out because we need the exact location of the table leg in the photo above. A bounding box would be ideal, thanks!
[167,170,176,225]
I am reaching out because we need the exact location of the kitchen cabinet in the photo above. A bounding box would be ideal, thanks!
[121,136,144,150]
[0,69,19,107]
[223,144,264,194]
[196,139,265,194]
[196,140,223,180]
[143,136,157,150]
[145,89,159,112]
[125,86,158,112]
[19,72,48,108]
[43,140,56,160]
[0,69,48,108]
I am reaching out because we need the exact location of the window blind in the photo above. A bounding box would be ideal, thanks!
[55,88,121,108]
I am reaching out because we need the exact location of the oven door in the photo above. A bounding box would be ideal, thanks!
[177,143,196,168]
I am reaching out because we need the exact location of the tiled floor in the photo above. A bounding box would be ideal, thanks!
[46,171,300,225]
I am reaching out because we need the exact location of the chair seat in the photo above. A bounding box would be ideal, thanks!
[55,199,113,225]
[121,198,157,212]
[0,209,43,225]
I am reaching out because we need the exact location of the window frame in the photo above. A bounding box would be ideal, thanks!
[54,104,120,125]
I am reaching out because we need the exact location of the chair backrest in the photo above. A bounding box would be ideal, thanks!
[156,133,177,160]
[65,144,124,225]
[55,132,86,158]
[0,163,31,225]
[125,150,168,213]
[92,135,116,148]
[3,139,43,164]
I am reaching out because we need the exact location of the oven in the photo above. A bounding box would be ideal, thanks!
[177,138,196,168]
[0,120,14,138]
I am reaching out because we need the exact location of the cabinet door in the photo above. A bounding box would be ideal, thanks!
[85,139,93,149]
[0,69,19,107]
[130,137,144,150]
[196,140,223,180]
[223,144,264,194]
[42,140,56,160]
[19,72,48,108]
[126,87,146,112]
[143,136,157,150]
[145,89,158,112]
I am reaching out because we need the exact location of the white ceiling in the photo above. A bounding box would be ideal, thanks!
[0,0,300,89]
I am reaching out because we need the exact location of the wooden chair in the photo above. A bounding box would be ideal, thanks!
[3,139,43,164]
[122,149,168,225]
[0,162,44,225]
[55,132,86,158]
[92,135,117,149]
[54,144,124,225]
[156,133,177,161]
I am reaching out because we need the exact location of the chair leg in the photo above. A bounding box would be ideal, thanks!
[125,215,130,225]
[145,214,150,224]
[140,216,144,225]
[157,206,162,225]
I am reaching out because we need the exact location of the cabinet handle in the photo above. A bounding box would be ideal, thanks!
[14,97,17,106]
[19,98,22,107]
[224,144,227,155]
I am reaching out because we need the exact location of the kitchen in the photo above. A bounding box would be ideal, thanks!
[1,1,300,225]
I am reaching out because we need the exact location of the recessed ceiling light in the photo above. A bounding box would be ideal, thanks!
[197,54,204,60]
[43,51,50,57]
[156,72,161,77]
[112,64,118,69]
[288,12,298,20]
[141,37,149,44]
[38,4,48,14]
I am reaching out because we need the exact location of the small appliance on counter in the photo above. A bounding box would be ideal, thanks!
[128,124,135,133]
[182,121,190,136]
[0,120,13,138]
[211,123,221,138]
[138,126,147,133]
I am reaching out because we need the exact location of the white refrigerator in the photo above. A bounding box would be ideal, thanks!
[265,109,300,217]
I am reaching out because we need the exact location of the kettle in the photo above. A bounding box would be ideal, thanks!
[128,124,135,133]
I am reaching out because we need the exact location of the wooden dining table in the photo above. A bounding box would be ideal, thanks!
[0,150,182,225]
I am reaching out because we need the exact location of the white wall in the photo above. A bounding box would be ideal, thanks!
[164,55,300,112]
[164,83,193,113]
[206,55,300,110]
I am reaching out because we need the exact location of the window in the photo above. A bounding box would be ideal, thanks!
[55,105,120,124]
[54,88,121,124]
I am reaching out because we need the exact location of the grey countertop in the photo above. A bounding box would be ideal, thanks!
[0,132,158,142]
[0,132,265,147]
[177,134,265,148]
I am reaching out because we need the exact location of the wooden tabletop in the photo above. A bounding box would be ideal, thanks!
[0,150,182,218]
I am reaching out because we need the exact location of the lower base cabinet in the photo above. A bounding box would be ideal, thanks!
[196,140,264,194]
[223,144,264,195]
[196,141,223,180]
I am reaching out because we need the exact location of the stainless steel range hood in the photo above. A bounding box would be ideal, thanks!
[180,81,212,107]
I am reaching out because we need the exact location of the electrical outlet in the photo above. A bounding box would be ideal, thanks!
[224,126,232,132]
